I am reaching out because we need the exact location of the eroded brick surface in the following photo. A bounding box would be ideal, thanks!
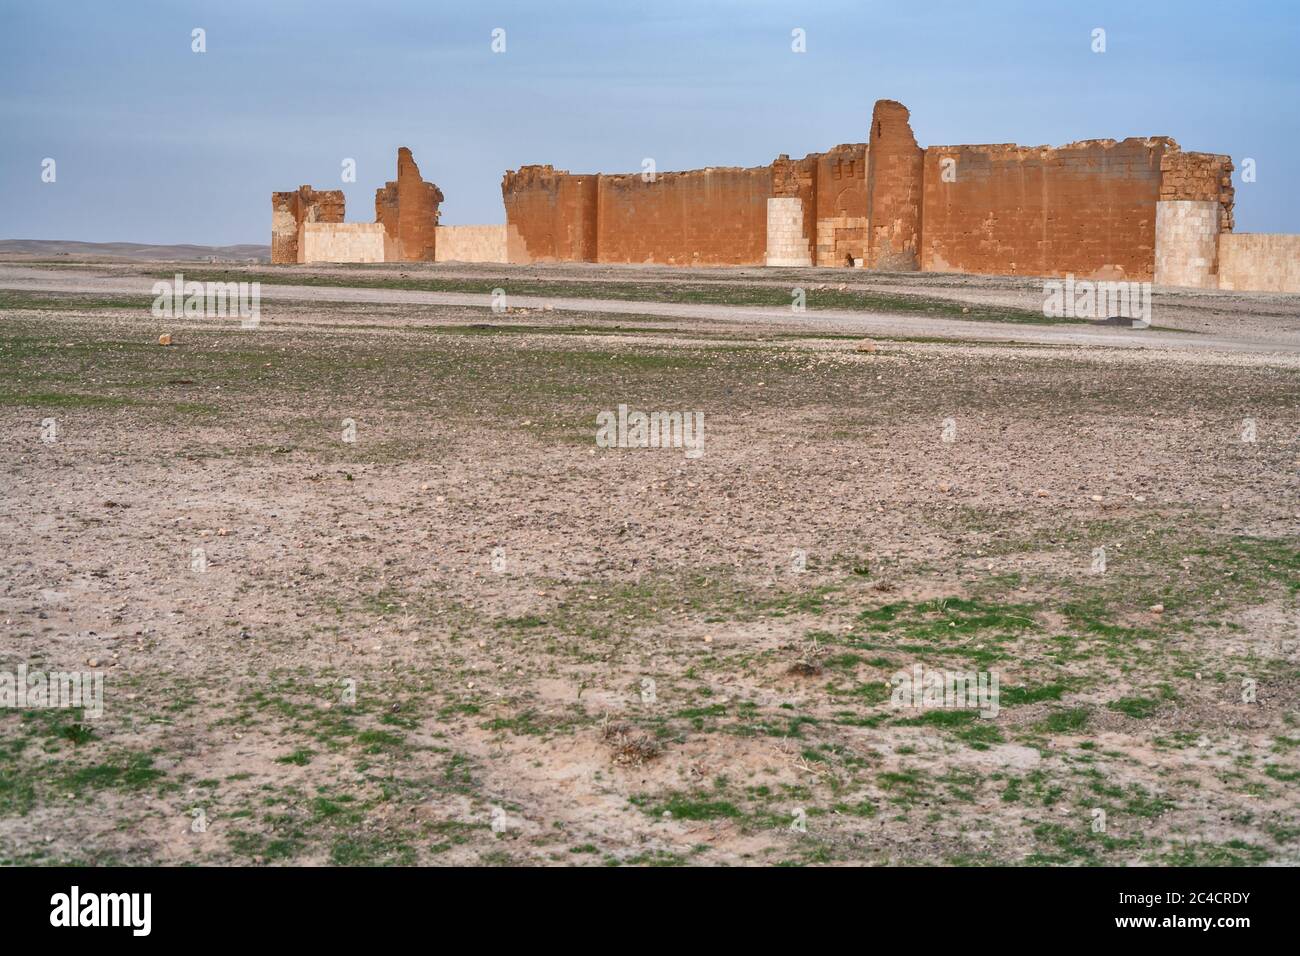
[502,146,865,267]
[920,138,1172,279]
[271,101,1285,290]
[270,186,344,265]
[375,147,444,262]
[865,100,923,270]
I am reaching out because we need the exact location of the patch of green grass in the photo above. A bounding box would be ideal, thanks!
[65,753,166,792]
[1042,707,1090,733]
[1108,696,1161,719]
[636,792,743,821]
[276,748,315,766]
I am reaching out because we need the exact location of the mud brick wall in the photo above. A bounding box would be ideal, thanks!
[865,101,923,270]
[594,167,772,266]
[919,138,1171,279]
[298,222,385,264]
[375,147,444,262]
[271,186,344,264]
[501,166,599,263]
[1218,233,1300,292]
[435,225,508,263]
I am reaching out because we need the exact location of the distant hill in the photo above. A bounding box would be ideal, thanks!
[0,239,270,262]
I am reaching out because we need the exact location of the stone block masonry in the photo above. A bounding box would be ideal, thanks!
[1154,201,1221,289]
[1218,234,1300,293]
[1153,149,1235,287]
[498,99,1298,290]
[298,223,385,264]
[435,225,508,263]
[921,138,1171,280]
[502,146,866,267]
[865,100,923,271]
[765,198,811,266]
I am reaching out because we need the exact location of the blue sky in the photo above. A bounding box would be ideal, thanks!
[2,0,1297,245]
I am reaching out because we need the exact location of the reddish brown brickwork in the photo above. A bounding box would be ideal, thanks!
[813,146,868,266]
[500,166,599,263]
[865,100,924,270]
[502,146,865,267]
[270,186,344,264]
[276,100,1255,285]
[375,147,444,261]
[594,167,771,265]
[920,138,1173,279]
[1160,149,1234,229]
[273,148,442,265]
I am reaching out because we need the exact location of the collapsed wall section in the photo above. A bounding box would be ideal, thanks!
[865,100,924,270]
[919,138,1172,279]
[375,147,444,262]
[271,186,344,264]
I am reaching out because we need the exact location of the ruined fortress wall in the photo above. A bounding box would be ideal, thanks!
[865,101,923,270]
[501,166,598,263]
[375,147,443,262]
[502,147,865,267]
[1218,234,1300,293]
[594,167,772,266]
[812,146,867,267]
[435,225,508,263]
[1153,150,1235,287]
[271,187,344,264]
[298,223,385,263]
[919,139,1171,279]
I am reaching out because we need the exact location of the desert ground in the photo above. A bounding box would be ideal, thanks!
[0,257,1297,866]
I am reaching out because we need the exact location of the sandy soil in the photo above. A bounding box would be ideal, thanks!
[0,262,1296,866]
